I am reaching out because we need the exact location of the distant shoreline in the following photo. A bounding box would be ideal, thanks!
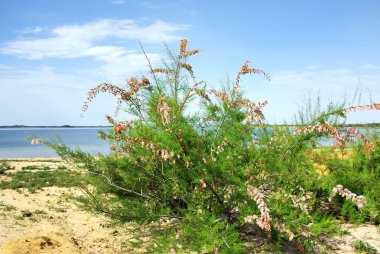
[0,125,111,129]
[2,157,61,161]
[1,123,379,129]
[269,123,380,128]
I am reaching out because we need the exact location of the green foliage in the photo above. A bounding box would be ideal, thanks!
[149,212,244,253]
[21,165,52,170]
[309,217,337,235]
[323,134,380,223]
[352,133,380,177]
[0,170,83,193]
[353,240,379,254]
[0,201,16,212]
[340,201,367,223]
[0,160,14,174]
[41,40,380,252]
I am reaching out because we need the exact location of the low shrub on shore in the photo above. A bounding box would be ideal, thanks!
[0,170,84,193]
[0,161,14,174]
[38,40,380,253]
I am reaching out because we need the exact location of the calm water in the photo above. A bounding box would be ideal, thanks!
[0,128,111,158]
[1,127,378,159]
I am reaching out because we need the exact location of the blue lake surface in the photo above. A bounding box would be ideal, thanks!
[0,128,111,158]
[0,127,378,159]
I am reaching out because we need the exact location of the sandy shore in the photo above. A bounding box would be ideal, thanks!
[0,158,379,253]
[0,158,146,253]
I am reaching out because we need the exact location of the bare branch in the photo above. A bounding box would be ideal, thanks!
[84,170,153,200]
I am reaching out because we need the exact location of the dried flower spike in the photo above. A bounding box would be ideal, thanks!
[157,97,172,125]
[343,127,375,152]
[83,77,150,112]
[345,103,380,113]
[245,185,271,232]
[236,98,268,124]
[180,39,187,55]
[329,184,366,209]
[179,38,200,58]
[234,61,270,99]
[210,89,235,107]
[296,123,345,147]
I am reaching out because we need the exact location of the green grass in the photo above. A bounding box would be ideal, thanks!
[353,240,378,254]
[20,164,67,171]
[0,170,84,193]
[0,160,14,174]
[21,165,52,170]
[0,201,16,212]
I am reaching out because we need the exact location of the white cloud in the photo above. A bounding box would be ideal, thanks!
[17,26,43,34]
[1,19,188,83]
[246,67,380,124]
[87,48,161,82]
[271,68,363,91]
[0,64,127,125]
[269,67,380,109]
[359,64,380,70]
[1,19,188,60]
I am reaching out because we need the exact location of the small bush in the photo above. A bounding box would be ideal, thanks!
[21,165,51,170]
[0,170,83,192]
[0,160,14,174]
[40,40,380,252]
[354,240,378,254]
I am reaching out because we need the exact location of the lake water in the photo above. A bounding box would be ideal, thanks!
[0,128,111,158]
[1,127,378,159]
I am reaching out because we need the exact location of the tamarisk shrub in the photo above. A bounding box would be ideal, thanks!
[42,40,379,253]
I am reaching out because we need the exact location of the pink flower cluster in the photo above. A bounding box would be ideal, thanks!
[233,61,270,99]
[274,221,312,241]
[113,123,130,135]
[210,89,234,107]
[83,77,150,112]
[343,127,375,152]
[31,138,44,145]
[274,222,295,240]
[296,123,345,146]
[329,184,366,209]
[297,124,375,152]
[121,137,179,163]
[237,99,268,125]
[285,192,313,215]
[245,185,271,232]
[209,88,268,124]
[345,103,380,113]
[199,179,207,189]
[215,138,232,155]
[267,133,289,149]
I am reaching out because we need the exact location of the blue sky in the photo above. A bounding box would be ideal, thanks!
[1,0,379,125]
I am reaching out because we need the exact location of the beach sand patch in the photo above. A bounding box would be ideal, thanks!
[0,232,81,254]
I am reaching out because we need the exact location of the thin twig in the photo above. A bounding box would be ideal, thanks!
[211,112,228,157]
[204,180,224,205]
[139,41,162,97]
[177,81,205,116]
[84,170,153,200]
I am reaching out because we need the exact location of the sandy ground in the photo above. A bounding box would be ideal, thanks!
[0,158,145,254]
[0,158,379,253]
[329,224,380,253]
